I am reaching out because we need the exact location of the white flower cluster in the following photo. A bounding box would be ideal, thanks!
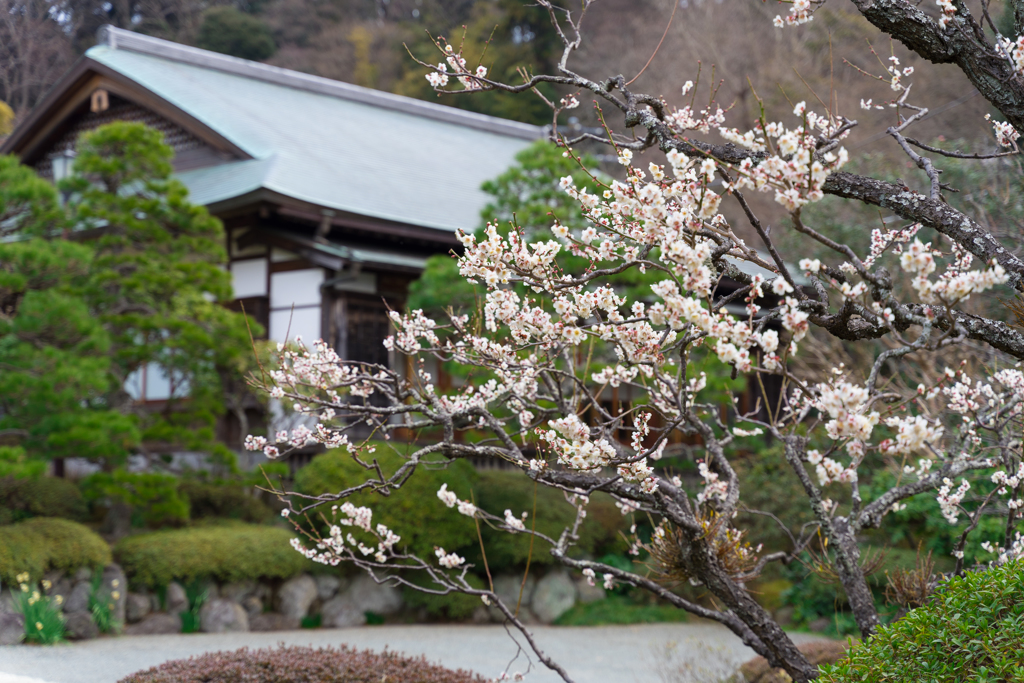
[696,460,728,503]
[937,478,971,523]
[998,35,1024,76]
[982,532,1024,565]
[773,0,813,27]
[985,113,1021,148]
[936,0,957,28]
[885,56,913,92]
[424,45,487,90]
[730,104,850,211]
[815,381,879,446]
[435,547,466,568]
[880,415,944,455]
[504,509,527,531]
[289,502,401,566]
[806,449,858,487]
[899,238,1008,304]
[436,484,477,517]
[991,462,1024,495]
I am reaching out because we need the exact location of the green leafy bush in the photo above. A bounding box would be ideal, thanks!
[179,480,274,524]
[294,448,629,572]
[471,470,627,568]
[0,474,87,524]
[554,594,689,626]
[0,447,46,479]
[81,470,190,528]
[819,561,1024,682]
[0,518,111,584]
[403,573,486,621]
[294,446,480,560]
[118,645,484,683]
[115,523,310,588]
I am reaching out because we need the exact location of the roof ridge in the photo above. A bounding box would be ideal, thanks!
[94,25,545,141]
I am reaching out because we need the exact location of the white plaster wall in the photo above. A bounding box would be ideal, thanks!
[231,258,268,298]
[270,269,323,308]
[270,307,321,345]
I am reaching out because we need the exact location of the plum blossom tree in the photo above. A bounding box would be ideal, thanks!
[252,2,1024,681]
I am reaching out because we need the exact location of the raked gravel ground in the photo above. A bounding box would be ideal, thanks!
[0,623,825,683]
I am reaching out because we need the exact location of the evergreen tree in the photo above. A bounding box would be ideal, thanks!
[0,123,260,471]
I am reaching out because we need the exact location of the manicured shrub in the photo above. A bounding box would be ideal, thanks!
[0,475,87,524]
[0,518,111,584]
[403,572,486,621]
[115,523,310,588]
[294,449,629,571]
[471,470,627,568]
[554,594,689,626]
[80,470,189,529]
[118,645,484,682]
[819,561,1024,682]
[294,446,480,559]
[178,480,274,524]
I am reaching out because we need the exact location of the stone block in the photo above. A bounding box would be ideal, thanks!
[0,613,24,645]
[531,571,577,623]
[275,574,317,620]
[199,598,249,633]
[64,610,99,640]
[125,613,182,635]
[250,612,301,632]
[126,592,151,623]
[320,595,366,628]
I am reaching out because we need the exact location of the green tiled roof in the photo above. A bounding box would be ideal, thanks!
[87,28,544,233]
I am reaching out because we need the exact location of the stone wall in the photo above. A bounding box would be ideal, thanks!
[1,565,606,642]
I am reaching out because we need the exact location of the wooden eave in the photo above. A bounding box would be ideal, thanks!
[0,57,250,164]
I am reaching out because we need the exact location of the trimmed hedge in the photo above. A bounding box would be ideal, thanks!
[115,523,310,588]
[0,518,111,584]
[119,645,484,682]
[179,480,274,524]
[819,560,1024,682]
[294,447,480,559]
[293,448,628,569]
[0,475,87,524]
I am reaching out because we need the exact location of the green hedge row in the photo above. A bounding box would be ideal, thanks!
[115,523,311,588]
[293,448,628,570]
[820,560,1024,682]
[0,518,111,584]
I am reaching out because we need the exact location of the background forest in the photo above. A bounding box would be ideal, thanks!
[0,0,1011,136]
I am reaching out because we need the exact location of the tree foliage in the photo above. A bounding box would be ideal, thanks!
[0,122,259,468]
[196,7,276,61]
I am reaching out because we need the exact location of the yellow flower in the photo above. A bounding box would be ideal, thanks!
[111,580,119,588]
[41,580,51,590]
[111,591,120,600]
[16,572,28,583]
[35,622,42,631]
[31,591,39,601]
[19,583,28,593]
[54,595,64,605]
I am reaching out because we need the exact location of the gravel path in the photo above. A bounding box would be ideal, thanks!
[0,624,824,683]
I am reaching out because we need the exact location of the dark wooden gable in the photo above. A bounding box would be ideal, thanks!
[31,93,230,179]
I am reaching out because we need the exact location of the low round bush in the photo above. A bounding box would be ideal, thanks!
[819,560,1024,682]
[294,446,480,559]
[118,645,484,682]
[115,523,310,588]
[0,517,111,584]
[178,480,274,524]
[0,475,87,524]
